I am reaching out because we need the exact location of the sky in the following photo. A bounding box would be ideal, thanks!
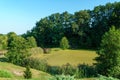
[0,0,119,34]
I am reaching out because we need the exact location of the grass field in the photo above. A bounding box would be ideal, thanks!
[0,48,98,80]
[0,62,52,80]
[31,48,97,66]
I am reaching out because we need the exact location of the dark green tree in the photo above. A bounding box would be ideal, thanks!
[95,26,120,78]
[24,65,32,79]
[74,10,91,48]
[60,37,70,50]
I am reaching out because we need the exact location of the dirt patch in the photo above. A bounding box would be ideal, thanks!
[13,71,23,76]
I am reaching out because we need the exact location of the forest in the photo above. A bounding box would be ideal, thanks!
[0,1,120,80]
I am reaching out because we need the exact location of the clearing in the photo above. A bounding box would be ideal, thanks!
[31,48,97,66]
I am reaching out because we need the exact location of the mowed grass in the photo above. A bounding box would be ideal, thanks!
[0,62,52,80]
[31,48,97,66]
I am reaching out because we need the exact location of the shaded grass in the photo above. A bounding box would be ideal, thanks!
[31,48,97,66]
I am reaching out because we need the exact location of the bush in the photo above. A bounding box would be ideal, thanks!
[49,75,75,80]
[75,64,97,78]
[96,75,119,80]
[29,47,43,54]
[61,63,76,76]
[43,48,51,54]
[47,63,97,78]
[47,66,62,75]
[25,58,48,72]
[0,70,13,78]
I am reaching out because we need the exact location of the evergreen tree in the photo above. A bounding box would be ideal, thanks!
[24,65,32,79]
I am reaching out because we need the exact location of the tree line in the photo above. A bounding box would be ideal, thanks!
[22,2,120,49]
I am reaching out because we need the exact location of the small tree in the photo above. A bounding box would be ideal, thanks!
[60,37,70,50]
[24,65,32,79]
[95,26,120,78]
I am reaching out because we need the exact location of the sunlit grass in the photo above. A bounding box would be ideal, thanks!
[31,48,97,66]
[0,62,51,80]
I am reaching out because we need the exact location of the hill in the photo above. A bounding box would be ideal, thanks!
[0,62,51,80]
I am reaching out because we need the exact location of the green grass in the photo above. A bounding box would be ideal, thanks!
[0,70,13,78]
[0,48,98,80]
[31,48,97,66]
[0,62,52,80]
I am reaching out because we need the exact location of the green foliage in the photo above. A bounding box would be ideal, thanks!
[75,64,96,78]
[0,34,8,50]
[25,58,48,72]
[29,47,43,54]
[24,65,32,79]
[61,63,76,76]
[23,2,120,49]
[47,66,62,75]
[26,36,37,48]
[6,34,30,65]
[95,26,120,78]
[97,75,119,80]
[0,70,13,78]
[47,63,96,78]
[60,37,70,50]
[49,75,75,80]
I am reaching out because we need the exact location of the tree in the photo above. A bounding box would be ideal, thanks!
[95,26,120,78]
[0,34,8,50]
[75,10,91,48]
[26,36,37,48]
[6,35,30,66]
[60,37,70,50]
[24,65,32,79]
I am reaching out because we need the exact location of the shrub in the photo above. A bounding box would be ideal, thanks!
[75,64,97,78]
[0,70,13,78]
[29,47,43,54]
[96,75,119,80]
[43,48,51,54]
[47,66,62,75]
[61,63,76,76]
[49,75,75,80]
[25,58,48,72]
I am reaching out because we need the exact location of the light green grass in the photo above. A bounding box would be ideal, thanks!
[31,48,97,66]
[0,62,52,80]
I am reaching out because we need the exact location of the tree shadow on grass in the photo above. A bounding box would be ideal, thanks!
[0,56,8,62]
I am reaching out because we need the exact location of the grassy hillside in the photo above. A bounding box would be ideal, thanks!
[0,62,51,80]
[31,48,97,66]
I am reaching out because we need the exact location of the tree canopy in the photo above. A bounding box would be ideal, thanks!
[23,2,120,49]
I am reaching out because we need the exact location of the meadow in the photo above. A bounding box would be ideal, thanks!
[31,48,97,66]
[0,48,98,80]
